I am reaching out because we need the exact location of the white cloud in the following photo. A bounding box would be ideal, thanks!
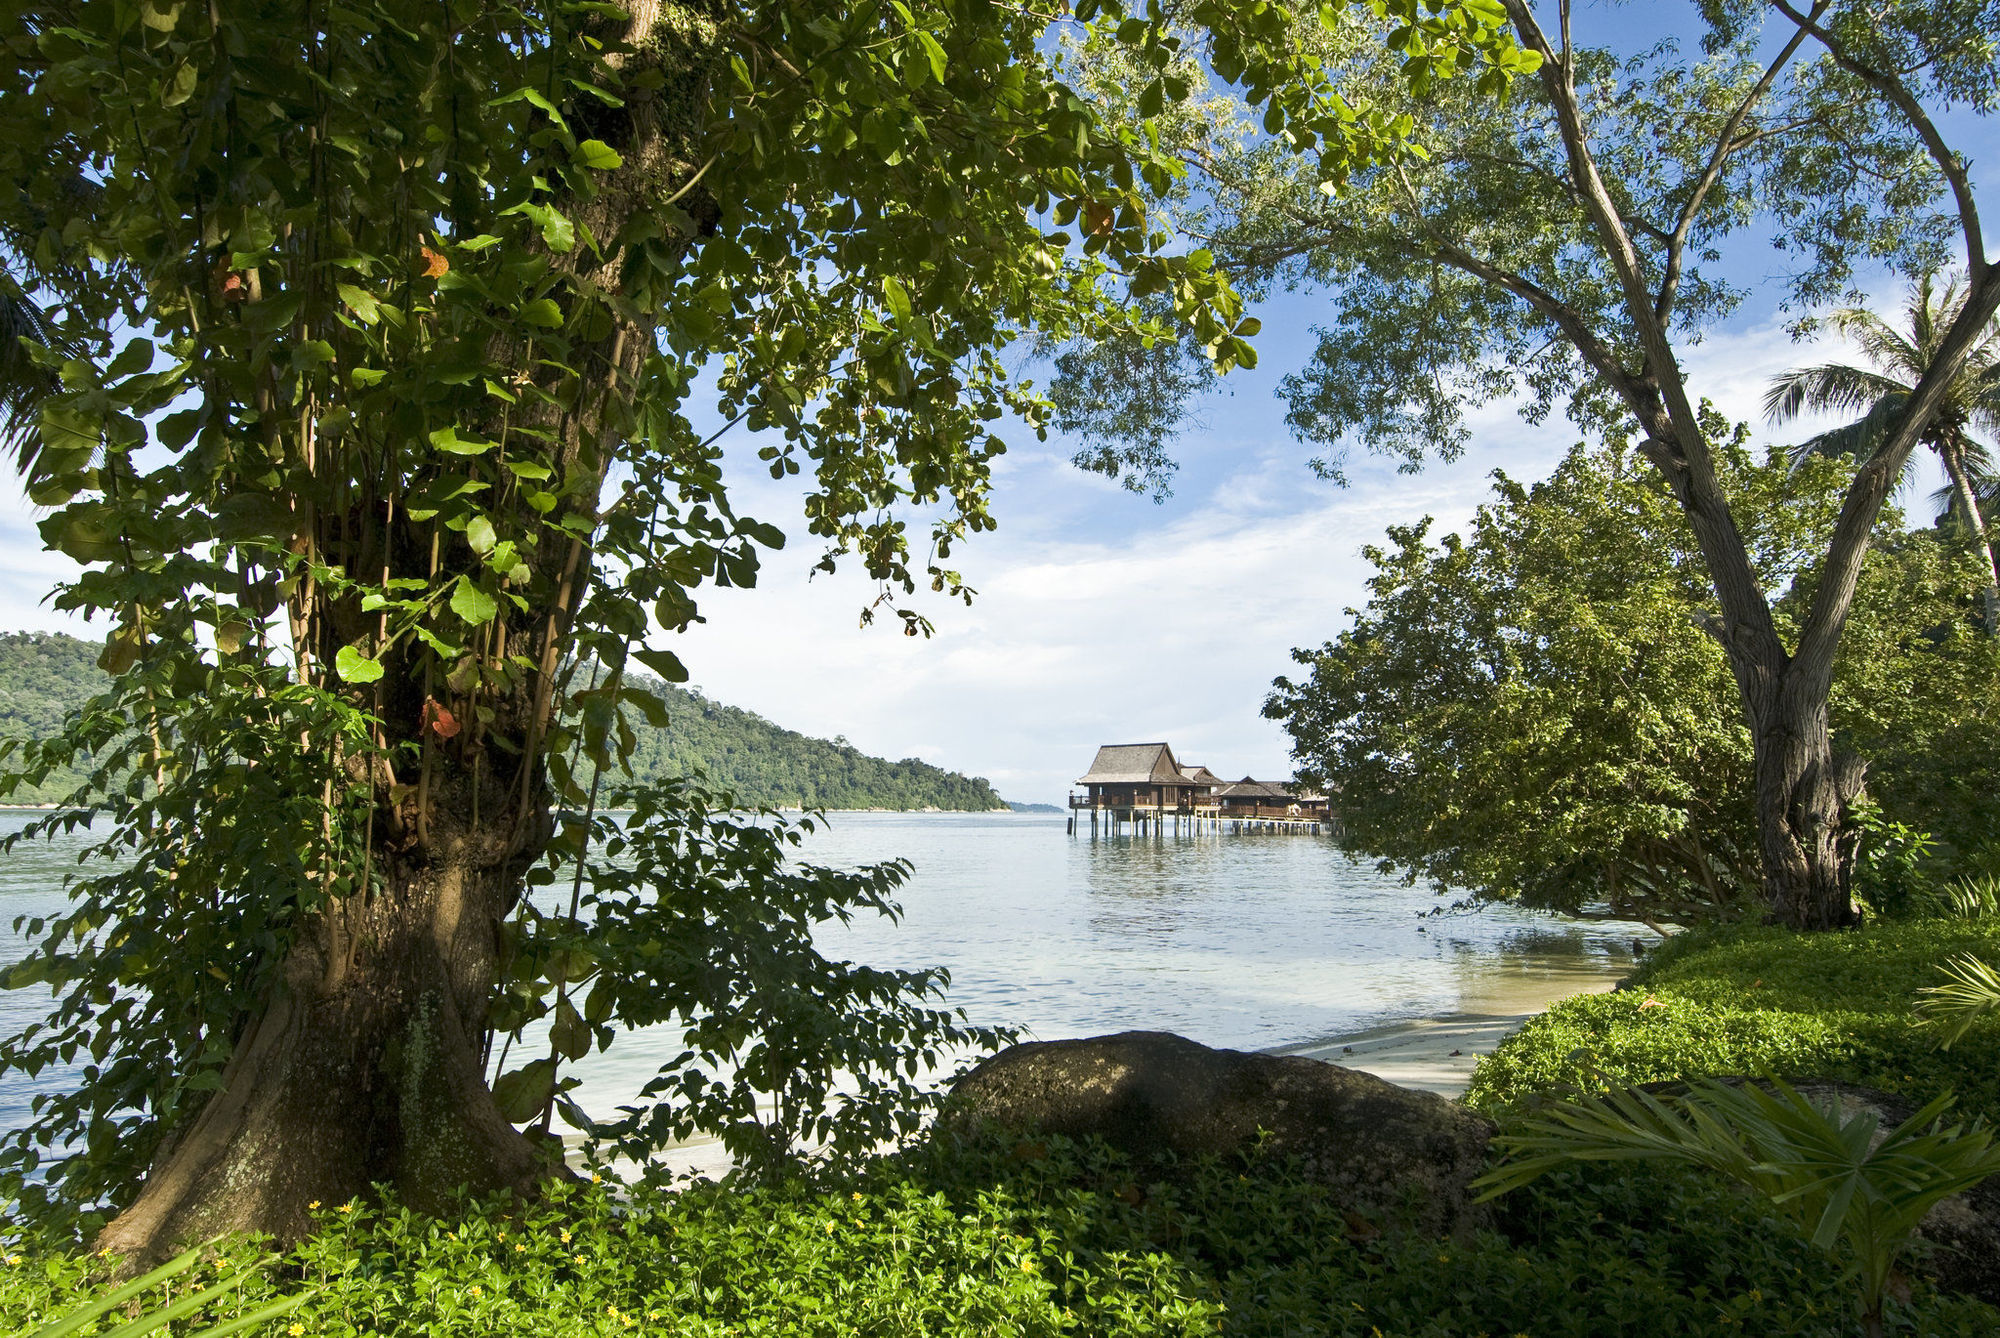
[0,277,1939,804]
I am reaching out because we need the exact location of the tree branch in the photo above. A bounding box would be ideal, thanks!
[1769,0,1987,284]
[1656,2,1825,326]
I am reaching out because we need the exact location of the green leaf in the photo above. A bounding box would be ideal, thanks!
[335,283,382,324]
[335,645,384,683]
[550,997,591,1060]
[882,276,913,326]
[633,647,689,683]
[466,515,497,555]
[451,576,498,626]
[161,61,197,107]
[429,426,496,455]
[491,1059,557,1123]
[574,138,623,170]
[915,31,948,84]
[520,297,564,328]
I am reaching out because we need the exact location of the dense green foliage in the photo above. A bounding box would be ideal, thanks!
[6,1128,1999,1338]
[596,689,1005,811]
[1063,0,2000,928]
[0,632,1007,811]
[1466,920,2000,1122]
[0,634,97,802]
[1266,439,2000,920]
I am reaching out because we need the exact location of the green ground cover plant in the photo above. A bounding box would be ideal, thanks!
[6,1132,1997,1338]
[1465,920,2000,1120]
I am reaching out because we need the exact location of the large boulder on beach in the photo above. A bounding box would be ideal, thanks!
[937,1030,1494,1237]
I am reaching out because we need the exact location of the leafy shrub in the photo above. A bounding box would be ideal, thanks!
[1466,920,2000,1121]
[1476,1077,2000,1337]
[4,1136,1997,1337]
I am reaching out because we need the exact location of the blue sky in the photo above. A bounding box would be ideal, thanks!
[0,2,1984,804]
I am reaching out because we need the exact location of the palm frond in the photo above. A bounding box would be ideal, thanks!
[0,269,63,473]
[1918,953,2000,1049]
[1825,304,1925,381]
[1784,395,1910,476]
[1763,362,1908,425]
[27,1243,317,1338]
[1475,1075,2000,1328]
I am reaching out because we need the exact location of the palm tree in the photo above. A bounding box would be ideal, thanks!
[0,267,61,470]
[1765,271,2000,631]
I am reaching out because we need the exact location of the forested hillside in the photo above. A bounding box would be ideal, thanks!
[0,633,1008,811]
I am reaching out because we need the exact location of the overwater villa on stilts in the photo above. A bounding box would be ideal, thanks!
[1067,742,1333,837]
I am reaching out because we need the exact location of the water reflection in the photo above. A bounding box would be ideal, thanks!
[0,810,1648,1130]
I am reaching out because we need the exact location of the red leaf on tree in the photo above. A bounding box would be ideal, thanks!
[419,246,449,278]
[423,699,461,739]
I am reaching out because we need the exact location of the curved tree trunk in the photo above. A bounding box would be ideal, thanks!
[97,822,552,1260]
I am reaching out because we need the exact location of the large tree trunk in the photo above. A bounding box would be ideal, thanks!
[1750,681,1864,930]
[1646,432,1865,931]
[97,819,551,1260]
[96,0,724,1264]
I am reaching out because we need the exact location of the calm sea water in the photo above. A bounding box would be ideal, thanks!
[0,810,1643,1134]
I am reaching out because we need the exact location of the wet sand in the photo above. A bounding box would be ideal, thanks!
[1271,969,1628,1096]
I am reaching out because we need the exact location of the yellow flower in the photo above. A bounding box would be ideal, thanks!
[573,1254,586,1266]
[514,1243,526,1252]
[4,1255,20,1266]
[308,1200,320,1210]
[851,1192,863,1202]
[1020,1259,1036,1272]
[337,1203,353,1214]
[560,1230,571,1244]
[287,1325,303,1337]
[470,1286,483,1298]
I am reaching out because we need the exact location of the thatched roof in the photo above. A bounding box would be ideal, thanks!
[1179,765,1224,786]
[1077,742,1191,786]
[1217,778,1306,801]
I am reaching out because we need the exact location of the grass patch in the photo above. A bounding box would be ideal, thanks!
[1466,919,2000,1120]
[10,919,2000,1337]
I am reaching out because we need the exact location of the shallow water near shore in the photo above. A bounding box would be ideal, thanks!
[0,809,1646,1139]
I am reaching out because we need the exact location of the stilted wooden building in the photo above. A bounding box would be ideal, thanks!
[1069,743,1332,836]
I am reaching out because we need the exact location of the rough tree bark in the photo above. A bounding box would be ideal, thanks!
[97,0,725,1263]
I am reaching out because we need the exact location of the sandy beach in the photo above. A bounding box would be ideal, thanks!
[1271,967,1628,1096]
